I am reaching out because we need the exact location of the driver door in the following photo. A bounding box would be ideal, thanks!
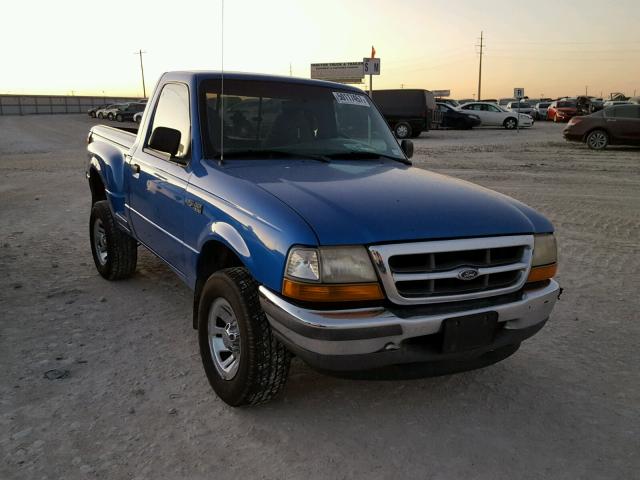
[127,83,194,276]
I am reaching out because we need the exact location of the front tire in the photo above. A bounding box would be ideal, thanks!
[90,200,137,280]
[107,113,114,120]
[504,117,517,129]
[97,112,104,119]
[116,114,123,122]
[198,267,291,406]
[586,129,609,150]
[394,122,412,139]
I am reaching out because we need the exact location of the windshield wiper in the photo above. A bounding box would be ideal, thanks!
[216,149,330,163]
[325,151,412,165]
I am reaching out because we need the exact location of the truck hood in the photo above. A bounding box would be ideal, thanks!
[223,160,552,245]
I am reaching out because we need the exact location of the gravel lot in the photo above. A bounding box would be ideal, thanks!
[1,115,638,479]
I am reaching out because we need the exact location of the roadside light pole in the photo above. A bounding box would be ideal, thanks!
[135,50,147,98]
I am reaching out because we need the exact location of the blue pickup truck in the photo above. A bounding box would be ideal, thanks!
[86,71,560,406]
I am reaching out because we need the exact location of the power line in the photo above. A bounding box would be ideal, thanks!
[476,31,485,101]
[134,50,147,98]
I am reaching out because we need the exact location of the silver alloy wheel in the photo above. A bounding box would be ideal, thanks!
[587,131,607,150]
[93,218,108,266]
[208,297,241,380]
[505,118,517,129]
[396,124,409,138]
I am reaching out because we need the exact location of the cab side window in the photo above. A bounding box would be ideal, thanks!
[612,105,640,119]
[148,83,191,158]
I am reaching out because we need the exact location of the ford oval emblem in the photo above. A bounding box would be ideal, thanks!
[458,268,480,281]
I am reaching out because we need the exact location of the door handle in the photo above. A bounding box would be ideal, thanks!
[132,163,141,174]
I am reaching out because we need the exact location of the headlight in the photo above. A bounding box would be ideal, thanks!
[532,234,557,266]
[283,246,383,302]
[285,248,320,282]
[319,247,377,283]
[527,234,558,283]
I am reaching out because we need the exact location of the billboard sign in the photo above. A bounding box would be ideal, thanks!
[310,62,364,84]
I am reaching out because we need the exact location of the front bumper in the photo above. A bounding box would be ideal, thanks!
[259,280,560,371]
[563,129,583,142]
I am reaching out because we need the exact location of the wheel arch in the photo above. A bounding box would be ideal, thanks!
[192,237,246,329]
[88,165,107,205]
[582,126,610,143]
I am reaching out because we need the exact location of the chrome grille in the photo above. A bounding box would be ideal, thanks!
[369,235,534,305]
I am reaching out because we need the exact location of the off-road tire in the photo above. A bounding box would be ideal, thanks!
[198,267,291,406]
[394,122,412,139]
[586,129,609,150]
[90,200,137,280]
[504,117,517,129]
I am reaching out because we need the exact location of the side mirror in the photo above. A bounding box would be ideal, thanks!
[400,139,414,159]
[149,127,181,157]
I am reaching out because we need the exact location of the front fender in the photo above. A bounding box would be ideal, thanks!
[210,222,251,258]
[184,178,318,293]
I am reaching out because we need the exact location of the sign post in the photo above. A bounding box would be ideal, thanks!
[363,57,381,99]
[513,87,525,133]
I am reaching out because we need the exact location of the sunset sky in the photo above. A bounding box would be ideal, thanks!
[1,0,638,99]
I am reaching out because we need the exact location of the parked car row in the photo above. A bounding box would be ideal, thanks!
[88,101,146,122]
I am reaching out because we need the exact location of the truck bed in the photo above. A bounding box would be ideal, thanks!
[90,124,137,149]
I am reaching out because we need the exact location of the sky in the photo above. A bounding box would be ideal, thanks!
[1,0,639,99]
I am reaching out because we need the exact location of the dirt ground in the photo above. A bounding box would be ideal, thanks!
[1,115,638,480]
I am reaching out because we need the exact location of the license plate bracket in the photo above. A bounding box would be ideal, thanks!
[441,312,499,353]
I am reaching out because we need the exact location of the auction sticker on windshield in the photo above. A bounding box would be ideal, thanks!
[333,92,370,107]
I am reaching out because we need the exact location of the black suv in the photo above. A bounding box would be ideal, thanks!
[114,102,146,122]
[437,102,482,129]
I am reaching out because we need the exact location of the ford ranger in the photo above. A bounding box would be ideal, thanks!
[86,72,560,406]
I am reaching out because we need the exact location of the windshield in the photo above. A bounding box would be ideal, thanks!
[538,103,551,108]
[199,79,404,161]
[511,103,531,108]
[557,101,576,108]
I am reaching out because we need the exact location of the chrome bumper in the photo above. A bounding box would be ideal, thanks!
[259,280,560,359]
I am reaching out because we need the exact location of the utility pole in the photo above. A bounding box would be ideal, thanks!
[289,63,292,76]
[585,85,588,96]
[134,50,147,98]
[476,31,485,101]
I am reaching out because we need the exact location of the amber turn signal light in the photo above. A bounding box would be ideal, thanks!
[282,279,384,302]
[526,263,557,283]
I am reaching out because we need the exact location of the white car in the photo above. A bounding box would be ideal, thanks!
[459,102,533,129]
[505,101,535,117]
[498,97,516,108]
